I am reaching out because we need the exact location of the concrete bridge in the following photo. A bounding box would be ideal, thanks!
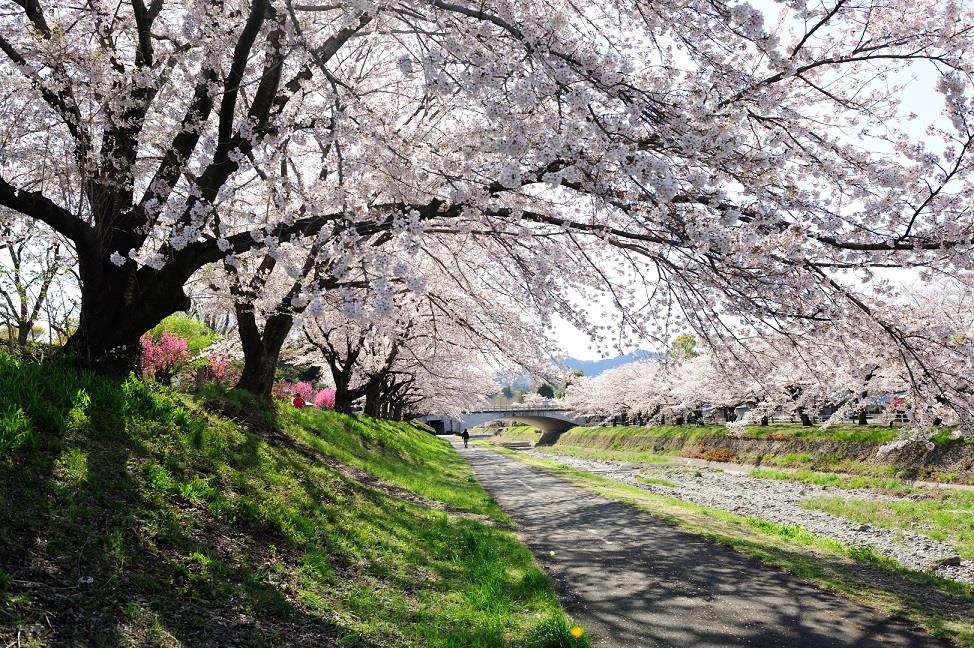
[420,405,598,445]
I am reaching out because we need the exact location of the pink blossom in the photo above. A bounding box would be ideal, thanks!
[207,353,228,381]
[290,381,315,400]
[140,332,190,384]
[314,388,336,409]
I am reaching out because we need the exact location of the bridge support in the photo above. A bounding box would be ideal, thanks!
[536,427,569,446]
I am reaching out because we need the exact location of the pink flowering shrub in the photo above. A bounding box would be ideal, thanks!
[291,381,315,400]
[272,382,337,409]
[206,353,228,382]
[140,332,190,385]
[314,388,336,409]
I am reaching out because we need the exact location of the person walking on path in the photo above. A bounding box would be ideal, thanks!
[461,428,470,448]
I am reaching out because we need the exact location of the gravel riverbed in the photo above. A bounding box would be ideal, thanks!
[526,450,974,586]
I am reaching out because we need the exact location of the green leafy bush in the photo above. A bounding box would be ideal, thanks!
[149,313,219,356]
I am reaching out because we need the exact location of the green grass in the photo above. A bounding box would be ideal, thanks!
[485,426,542,443]
[636,475,677,488]
[759,452,907,476]
[751,468,916,494]
[0,355,588,647]
[562,423,905,444]
[801,492,974,560]
[538,445,672,464]
[554,424,972,485]
[487,446,974,647]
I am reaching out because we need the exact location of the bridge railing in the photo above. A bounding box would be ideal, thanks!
[465,404,573,414]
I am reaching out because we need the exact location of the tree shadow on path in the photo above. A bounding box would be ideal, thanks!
[465,449,959,648]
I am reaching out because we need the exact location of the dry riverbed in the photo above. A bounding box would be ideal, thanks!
[526,449,974,586]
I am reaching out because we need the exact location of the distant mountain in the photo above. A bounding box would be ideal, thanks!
[562,349,660,377]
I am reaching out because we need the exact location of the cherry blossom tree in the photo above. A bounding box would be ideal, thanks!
[571,280,974,434]
[2,0,974,428]
[297,258,547,416]
[0,213,77,347]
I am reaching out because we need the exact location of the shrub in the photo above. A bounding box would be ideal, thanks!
[291,381,315,400]
[206,353,229,382]
[680,446,735,462]
[149,313,219,355]
[313,388,336,409]
[140,332,190,385]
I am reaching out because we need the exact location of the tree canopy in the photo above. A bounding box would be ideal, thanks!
[2,0,974,431]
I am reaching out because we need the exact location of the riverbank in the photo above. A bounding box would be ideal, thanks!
[526,449,974,586]
[488,423,974,484]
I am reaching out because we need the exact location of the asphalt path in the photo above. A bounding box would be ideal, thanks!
[456,441,948,647]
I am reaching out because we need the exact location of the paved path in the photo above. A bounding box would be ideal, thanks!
[457,443,948,647]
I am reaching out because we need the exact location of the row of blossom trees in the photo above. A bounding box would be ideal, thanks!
[568,286,974,434]
[2,1,974,432]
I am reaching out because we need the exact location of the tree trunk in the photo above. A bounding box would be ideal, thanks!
[760,416,769,426]
[363,380,382,418]
[16,323,32,347]
[65,263,191,374]
[857,409,868,425]
[236,346,279,399]
[234,305,293,400]
[194,366,207,393]
[325,361,358,415]
[799,410,812,426]
[333,384,355,415]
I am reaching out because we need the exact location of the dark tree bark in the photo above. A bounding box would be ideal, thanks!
[304,323,365,415]
[0,0,374,374]
[234,304,293,400]
[856,366,878,425]
[362,378,383,418]
[65,260,192,374]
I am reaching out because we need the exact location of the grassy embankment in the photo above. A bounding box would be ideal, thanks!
[543,424,970,483]
[0,353,588,647]
[485,445,974,647]
[562,423,906,444]
[478,425,543,443]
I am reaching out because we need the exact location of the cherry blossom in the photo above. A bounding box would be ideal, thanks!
[0,0,973,431]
